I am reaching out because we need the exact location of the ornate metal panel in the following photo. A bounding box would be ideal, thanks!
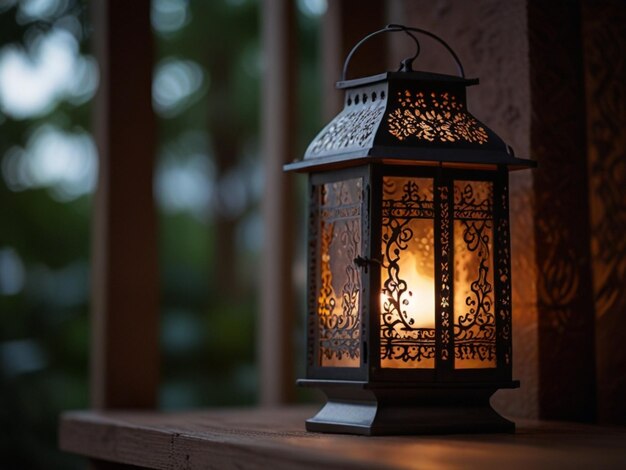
[387,90,489,144]
[305,84,387,160]
[380,176,436,368]
[495,174,512,369]
[289,72,535,173]
[453,180,497,369]
[316,178,362,367]
[306,184,319,368]
[436,178,453,367]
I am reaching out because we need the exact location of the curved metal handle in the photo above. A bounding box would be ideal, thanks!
[341,24,466,82]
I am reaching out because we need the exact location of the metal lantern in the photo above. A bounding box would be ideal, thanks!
[285,25,534,435]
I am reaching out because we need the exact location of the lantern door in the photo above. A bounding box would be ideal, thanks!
[306,167,370,381]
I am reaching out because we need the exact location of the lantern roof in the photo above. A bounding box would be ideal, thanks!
[285,25,535,173]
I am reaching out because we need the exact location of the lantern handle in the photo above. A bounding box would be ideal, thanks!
[341,24,466,82]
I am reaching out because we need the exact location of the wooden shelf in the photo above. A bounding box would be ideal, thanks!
[60,406,626,469]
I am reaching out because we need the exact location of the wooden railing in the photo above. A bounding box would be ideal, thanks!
[59,407,626,469]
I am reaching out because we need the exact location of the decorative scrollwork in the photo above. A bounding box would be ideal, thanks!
[307,185,319,366]
[496,185,512,366]
[453,181,496,367]
[439,184,451,361]
[387,90,488,144]
[318,221,337,319]
[317,179,362,367]
[308,105,385,156]
[380,177,436,367]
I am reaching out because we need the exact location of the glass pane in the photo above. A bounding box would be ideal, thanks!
[380,177,436,368]
[317,178,362,367]
[453,180,497,369]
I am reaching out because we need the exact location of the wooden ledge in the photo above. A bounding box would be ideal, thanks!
[59,406,626,469]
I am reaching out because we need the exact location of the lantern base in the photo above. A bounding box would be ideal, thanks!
[298,379,519,435]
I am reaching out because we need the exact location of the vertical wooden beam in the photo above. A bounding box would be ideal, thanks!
[322,0,386,118]
[528,0,597,422]
[91,0,159,410]
[259,0,296,405]
[581,0,626,425]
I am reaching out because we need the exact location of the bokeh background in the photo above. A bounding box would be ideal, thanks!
[2,0,626,468]
[0,0,325,467]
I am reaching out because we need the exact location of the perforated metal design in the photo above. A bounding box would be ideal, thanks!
[316,178,362,367]
[388,91,488,144]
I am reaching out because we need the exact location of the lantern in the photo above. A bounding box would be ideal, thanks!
[285,25,534,435]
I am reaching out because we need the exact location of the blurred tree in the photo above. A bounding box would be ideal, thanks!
[0,0,324,466]
[0,1,93,467]
[154,0,324,409]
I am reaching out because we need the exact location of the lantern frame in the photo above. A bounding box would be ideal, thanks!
[285,25,534,435]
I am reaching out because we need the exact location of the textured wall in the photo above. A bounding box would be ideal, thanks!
[582,1,626,425]
[528,1,596,422]
[390,0,539,419]
[341,0,626,424]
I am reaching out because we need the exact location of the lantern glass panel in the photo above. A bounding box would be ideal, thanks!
[380,176,436,369]
[316,178,362,367]
[453,179,497,369]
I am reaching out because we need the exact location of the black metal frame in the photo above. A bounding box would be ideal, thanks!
[298,164,518,435]
[305,164,513,382]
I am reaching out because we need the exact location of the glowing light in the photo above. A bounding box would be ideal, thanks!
[381,269,435,331]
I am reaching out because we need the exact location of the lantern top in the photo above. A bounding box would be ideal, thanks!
[285,25,535,173]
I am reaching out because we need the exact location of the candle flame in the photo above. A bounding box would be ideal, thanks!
[380,266,435,330]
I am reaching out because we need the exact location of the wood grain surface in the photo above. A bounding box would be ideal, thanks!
[59,406,626,469]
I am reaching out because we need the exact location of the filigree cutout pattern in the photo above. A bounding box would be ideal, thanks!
[317,179,362,367]
[439,184,451,361]
[496,185,512,366]
[387,91,489,144]
[306,185,319,367]
[453,181,497,369]
[380,177,436,368]
[308,105,385,156]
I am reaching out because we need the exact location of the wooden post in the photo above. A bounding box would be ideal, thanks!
[322,0,387,118]
[91,0,159,410]
[582,0,626,426]
[259,0,297,405]
[528,0,597,422]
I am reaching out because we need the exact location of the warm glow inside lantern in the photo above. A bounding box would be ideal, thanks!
[285,25,534,435]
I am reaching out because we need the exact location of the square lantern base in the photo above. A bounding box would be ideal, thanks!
[298,379,520,436]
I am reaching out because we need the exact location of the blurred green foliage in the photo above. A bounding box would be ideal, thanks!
[0,0,92,467]
[0,0,323,467]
